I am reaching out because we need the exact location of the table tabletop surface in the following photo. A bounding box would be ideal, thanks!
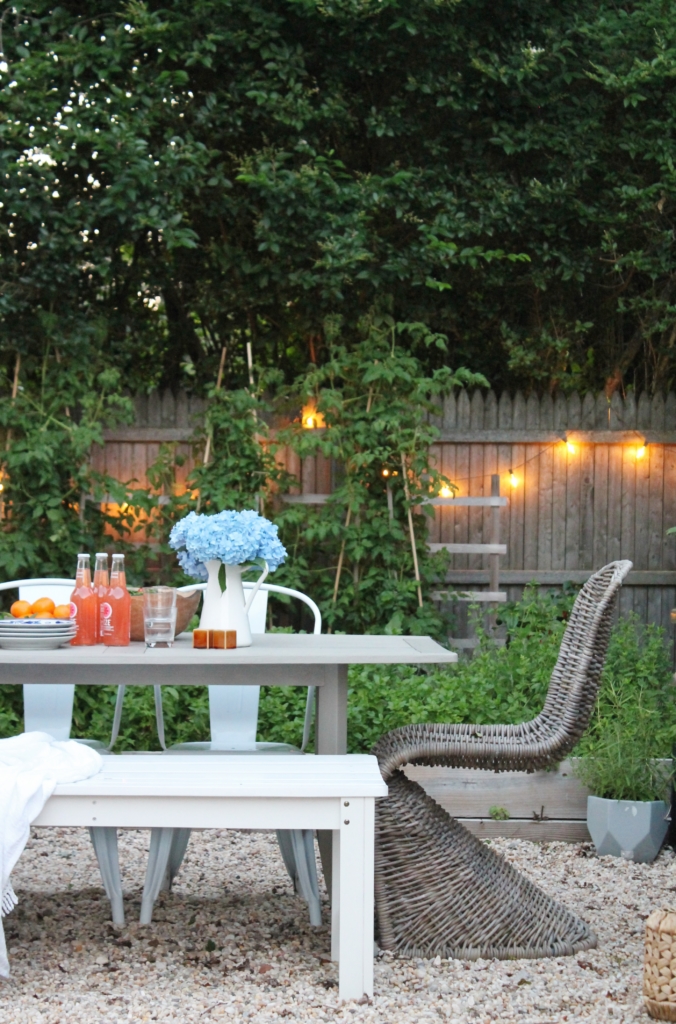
[0,632,457,666]
[47,753,389,798]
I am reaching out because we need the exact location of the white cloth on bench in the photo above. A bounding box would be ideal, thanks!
[0,731,102,976]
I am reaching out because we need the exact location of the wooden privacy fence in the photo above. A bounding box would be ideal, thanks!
[92,388,676,634]
[427,389,676,635]
[92,391,206,495]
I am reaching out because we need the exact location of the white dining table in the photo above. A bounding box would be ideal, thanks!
[1,632,457,887]
[0,632,458,755]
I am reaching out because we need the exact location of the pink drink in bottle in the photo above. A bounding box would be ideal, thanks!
[100,554,131,647]
[93,552,109,644]
[70,553,97,646]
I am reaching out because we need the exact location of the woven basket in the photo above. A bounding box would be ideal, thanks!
[645,910,676,1020]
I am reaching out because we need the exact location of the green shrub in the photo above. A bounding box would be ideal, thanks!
[1,588,673,764]
[573,615,675,802]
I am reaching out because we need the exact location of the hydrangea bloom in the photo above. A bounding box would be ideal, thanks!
[169,510,287,579]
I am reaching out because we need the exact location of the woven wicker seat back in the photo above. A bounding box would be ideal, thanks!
[372,560,632,781]
[372,560,632,960]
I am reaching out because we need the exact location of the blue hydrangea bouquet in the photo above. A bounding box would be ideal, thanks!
[169,509,286,579]
[169,510,287,646]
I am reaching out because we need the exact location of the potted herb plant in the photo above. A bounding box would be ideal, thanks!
[575,726,671,862]
[573,617,674,863]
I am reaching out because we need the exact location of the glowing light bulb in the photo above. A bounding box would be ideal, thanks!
[636,445,646,460]
[566,441,576,455]
[509,470,518,488]
[301,403,324,429]
[382,468,390,478]
[439,485,453,498]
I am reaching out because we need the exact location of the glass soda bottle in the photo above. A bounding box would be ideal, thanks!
[93,552,109,644]
[70,553,97,646]
[100,553,131,647]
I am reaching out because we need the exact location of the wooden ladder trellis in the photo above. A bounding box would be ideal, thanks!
[426,474,508,650]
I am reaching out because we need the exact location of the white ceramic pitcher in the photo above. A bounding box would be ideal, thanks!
[199,559,269,647]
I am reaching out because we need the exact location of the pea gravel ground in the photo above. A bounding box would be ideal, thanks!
[0,826,672,1023]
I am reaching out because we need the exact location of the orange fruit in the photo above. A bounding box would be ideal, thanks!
[53,604,72,620]
[10,599,32,618]
[32,611,54,618]
[31,597,55,615]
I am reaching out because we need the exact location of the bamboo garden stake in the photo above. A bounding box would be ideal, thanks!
[202,345,227,470]
[401,452,423,608]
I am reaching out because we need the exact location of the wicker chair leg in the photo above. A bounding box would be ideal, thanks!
[375,773,597,960]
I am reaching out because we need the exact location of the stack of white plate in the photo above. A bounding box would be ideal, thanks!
[0,618,77,650]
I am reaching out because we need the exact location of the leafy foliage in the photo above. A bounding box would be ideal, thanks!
[0,344,130,584]
[573,616,675,802]
[190,382,291,513]
[2,0,676,393]
[272,311,486,634]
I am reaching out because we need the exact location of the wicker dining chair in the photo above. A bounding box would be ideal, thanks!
[371,559,632,960]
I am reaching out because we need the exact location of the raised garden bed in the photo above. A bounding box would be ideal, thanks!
[406,759,591,842]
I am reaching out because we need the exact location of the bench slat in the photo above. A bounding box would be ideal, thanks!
[47,754,388,799]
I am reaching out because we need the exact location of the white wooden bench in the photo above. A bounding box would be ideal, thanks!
[33,753,387,1000]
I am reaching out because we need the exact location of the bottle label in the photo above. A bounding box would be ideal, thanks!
[100,602,113,635]
[69,602,77,619]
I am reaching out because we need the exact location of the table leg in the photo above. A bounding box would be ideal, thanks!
[317,664,348,892]
[316,663,348,755]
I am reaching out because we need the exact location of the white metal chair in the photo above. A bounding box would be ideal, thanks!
[142,580,323,927]
[0,577,128,926]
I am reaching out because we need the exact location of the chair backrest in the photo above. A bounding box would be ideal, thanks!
[176,579,321,749]
[0,577,75,606]
[534,560,632,753]
[0,578,76,740]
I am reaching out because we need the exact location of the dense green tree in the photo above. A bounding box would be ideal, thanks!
[2,0,676,396]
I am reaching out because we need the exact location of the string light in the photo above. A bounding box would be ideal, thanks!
[301,403,325,429]
[439,485,453,497]
[382,437,651,492]
[381,467,390,478]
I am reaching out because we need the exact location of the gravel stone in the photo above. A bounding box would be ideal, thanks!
[0,827,672,1022]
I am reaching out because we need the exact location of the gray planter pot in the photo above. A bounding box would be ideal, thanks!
[587,795,669,863]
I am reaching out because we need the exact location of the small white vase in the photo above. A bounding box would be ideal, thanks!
[199,559,269,647]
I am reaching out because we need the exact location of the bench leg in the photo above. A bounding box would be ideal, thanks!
[88,827,125,927]
[332,798,374,1001]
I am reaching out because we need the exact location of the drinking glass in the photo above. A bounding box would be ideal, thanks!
[143,587,177,647]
